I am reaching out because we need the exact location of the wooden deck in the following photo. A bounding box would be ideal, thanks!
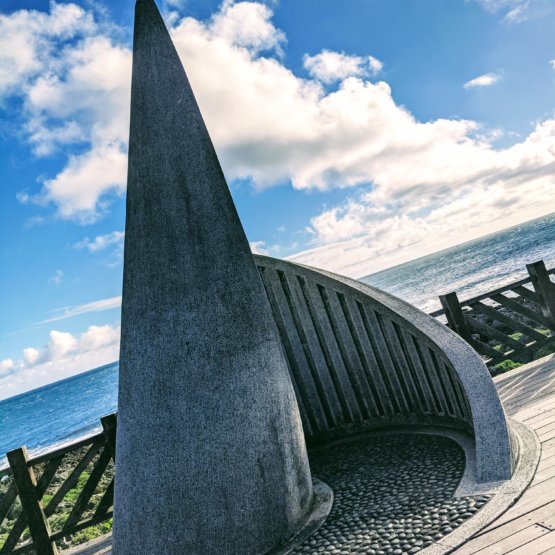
[454,354,555,554]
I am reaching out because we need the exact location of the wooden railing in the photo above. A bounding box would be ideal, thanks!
[430,260,555,370]
[0,414,116,554]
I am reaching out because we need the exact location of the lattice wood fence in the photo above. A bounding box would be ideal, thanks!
[0,414,116,554]
[430,260,555,369]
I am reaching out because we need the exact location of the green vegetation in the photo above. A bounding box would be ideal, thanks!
[491,359,523,375]
[536,342,555,358]
[0,446,114,552]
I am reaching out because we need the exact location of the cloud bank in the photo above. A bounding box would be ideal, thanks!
[0,324,120,400]
[2,0,555,276]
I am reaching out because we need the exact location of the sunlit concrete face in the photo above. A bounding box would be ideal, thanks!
[113,0,316,552]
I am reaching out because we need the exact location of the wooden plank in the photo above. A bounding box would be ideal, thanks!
[44,439,103,517]
[326,290,380,418]
[7,447,58,555]
[538,453,555,473]
[457,502,555,554]
[286,271,345,426]
[499,375,555,402]
[399,328,437,415]
[93,478,114,518]
[471,525,550,554]
[508,531,555,555]
[27,435,98,467]
[469,337,504,360]
[535,419,555,434]
[100,414,117,459]
[346,297,396,417]
[380,318,424,414]
[35,456,64,499]
[538,425,555,443]
[504,390,555,412]
[504,388,555,412]
[471,301,546,341]
[459,275,534,309]
[338,293,389,418]
[487,477,555,529]
[51,512,113,541]
[517,399,555,421]
[440,292,471,340]
[1,506,28,553]
[420,345,452,416]
[303,279,364,423]
[491,293,554,329]
[467,316,527,350]
[0,482,17,525]
[360,306,411,415]
[262,266,327,433]
[532,461,555,486]
[512,408,555,427]
[512,284,542,305]
[63,446,112,530]
[527,261,555,325]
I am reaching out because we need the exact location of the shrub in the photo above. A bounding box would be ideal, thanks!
[491,359,522,376]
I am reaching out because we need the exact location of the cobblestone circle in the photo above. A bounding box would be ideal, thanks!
[293,434,490,555]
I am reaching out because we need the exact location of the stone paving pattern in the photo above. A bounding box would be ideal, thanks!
[293,434,490,555]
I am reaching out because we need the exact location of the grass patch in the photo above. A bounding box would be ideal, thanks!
[491,359,523,375]
[0,448,114,553]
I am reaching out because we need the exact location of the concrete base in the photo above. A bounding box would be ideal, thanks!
[273,479,334,555]
[422,420,540,554]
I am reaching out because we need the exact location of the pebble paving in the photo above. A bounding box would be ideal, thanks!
[293,434,490,555]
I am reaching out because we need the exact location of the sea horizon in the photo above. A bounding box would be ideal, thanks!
[2,211,554,460]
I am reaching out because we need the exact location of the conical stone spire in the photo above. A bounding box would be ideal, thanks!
[114,1,326,553]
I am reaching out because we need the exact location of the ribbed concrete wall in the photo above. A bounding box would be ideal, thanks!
[255,255,514,483]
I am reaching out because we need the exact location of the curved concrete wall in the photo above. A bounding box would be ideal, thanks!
[255,255,515,483]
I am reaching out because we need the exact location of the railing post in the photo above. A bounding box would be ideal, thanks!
[439,292,471,341]
[527,260,555,326]
[101,413,117,459]
[7,446,58,555]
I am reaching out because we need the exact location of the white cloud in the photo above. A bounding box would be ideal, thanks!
[470,0,554,22]
[210,1,285,54]
[74,230,124,252]
[48,270,64,286]
[46,330,78,362]
[2,0,555,282]
[0,5,131,222]
[22,324,120,369]
[368,55,384,74]
[37,295,122,325]
[78,324,120,351]
[464,72,501,88]
[250,240,268,255]
[549,59,555,69]
[0,359,14,376]
[303,50,383,84]
[0,2,95,96]
[1,325,120,400]
[23,347,40,366]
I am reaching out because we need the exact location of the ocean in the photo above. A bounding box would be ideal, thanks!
[1,212,554,462]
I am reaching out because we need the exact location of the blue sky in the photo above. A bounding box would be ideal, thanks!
[2,0,555,398]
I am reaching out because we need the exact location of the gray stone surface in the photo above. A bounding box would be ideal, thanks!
[114,1,322,553]
[293,262,515,484]
[292,434,490,555]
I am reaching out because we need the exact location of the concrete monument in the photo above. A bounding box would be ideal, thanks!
[114,0,330,553]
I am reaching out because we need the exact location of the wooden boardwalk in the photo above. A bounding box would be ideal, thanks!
[454,354,555,554]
